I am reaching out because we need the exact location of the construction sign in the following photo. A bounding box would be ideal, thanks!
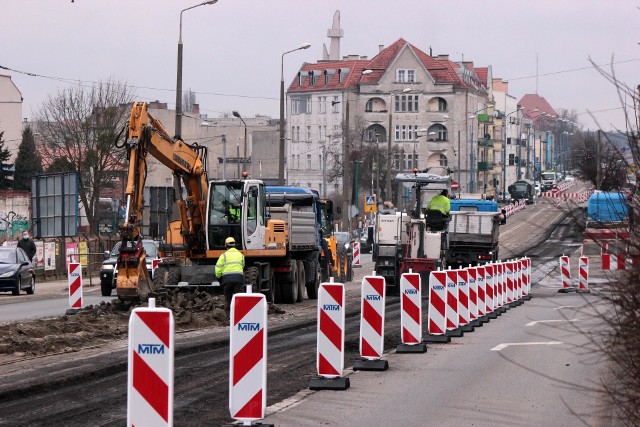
[364,195,377,213]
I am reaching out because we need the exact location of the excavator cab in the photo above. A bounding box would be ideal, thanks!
[207,179,268,251]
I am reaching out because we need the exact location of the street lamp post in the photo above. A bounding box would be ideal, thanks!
[279,42,311,185]
[175,0,218,137]
[232,110,247,173]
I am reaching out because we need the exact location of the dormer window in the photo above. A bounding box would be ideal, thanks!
[324,70,329,85]
[338,68,343,83]
[298,72,302,87]
[396,69,415,83]
[309,71,316,86]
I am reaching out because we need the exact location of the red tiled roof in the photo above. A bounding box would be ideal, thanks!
[287,38,486,94]
[475,67,489,88]
[518,93,558,119]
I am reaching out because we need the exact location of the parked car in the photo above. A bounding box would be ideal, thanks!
[100,240,160,297]
[0,247,35,295]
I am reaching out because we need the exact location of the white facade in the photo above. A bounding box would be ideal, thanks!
[0,75,23,162]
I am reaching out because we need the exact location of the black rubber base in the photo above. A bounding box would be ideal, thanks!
[353,358,389,371]
[558,287,577,293]
[309,376,350,390]
[523,294,532,300]
[65,308,81,316]
[446,328,464,338]
[576,289,591,293]
[487,312,499,319]
[469,318,483,327]
[396,343,427,353]
[223,423,274,427]
[423,334,451,343]
[460,324,475,333]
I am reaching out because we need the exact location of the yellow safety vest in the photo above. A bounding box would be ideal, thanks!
[427,195,451,214]
[215,248,245,278]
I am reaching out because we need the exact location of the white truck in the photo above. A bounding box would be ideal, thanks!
[447,211,501,267]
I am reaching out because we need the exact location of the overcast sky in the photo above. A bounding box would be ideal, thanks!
[3,0,639,132]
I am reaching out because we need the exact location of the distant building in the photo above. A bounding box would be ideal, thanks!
[0,74,23,162]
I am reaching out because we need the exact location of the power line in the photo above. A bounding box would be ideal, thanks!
[507,58,640,81]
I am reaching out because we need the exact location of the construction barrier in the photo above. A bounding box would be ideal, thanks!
[521,258,530,296]
[560,255,572,289]
[578,257,589,291]
[495,263,504,308]
[457,269,470,327]
[355,274,388,370]
[516,260,523,300]
[602,253,626,270]
[316,281,346,378]
[483,264,494,314]
[505,262,514,303]
[427,271,447,336]
[399,272,422,345]
[67,262,83,309]
[467,267,478,322]
[127,299,174,427]
[352,241,361,268]
[445,270,459,331]
[229,293,268,422]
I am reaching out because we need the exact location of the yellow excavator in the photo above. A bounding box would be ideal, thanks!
[117,102,323,303]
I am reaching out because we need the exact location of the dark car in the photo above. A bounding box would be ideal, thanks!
[0,246,35,295]
[100,240,160,297]
[358,226,374,254]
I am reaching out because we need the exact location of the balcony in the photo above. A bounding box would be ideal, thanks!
[477,139,495,147]
[426,141,448,152]
[477,161,495,171]
[477,113,494,124]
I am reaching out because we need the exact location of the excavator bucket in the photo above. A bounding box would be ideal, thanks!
[116,246,157,301]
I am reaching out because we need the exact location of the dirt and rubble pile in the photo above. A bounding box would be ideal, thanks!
[0,289,286,357]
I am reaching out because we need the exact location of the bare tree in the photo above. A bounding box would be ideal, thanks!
[35,78,134,235]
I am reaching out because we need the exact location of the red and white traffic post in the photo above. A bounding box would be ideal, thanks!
[67,262,83,314]
[558,255,576,293]
[578,256,590,293]
[445,269,464,337]
[352,241,362,268]
[229,292,268,423]
[467,266,481,327]
[127,298,174,427]
[484,264,498,319]
[397,271,427,353]
[457,269,474,332]
[425,270,451,343]
[354,273,388,370]
[309,279,350,390]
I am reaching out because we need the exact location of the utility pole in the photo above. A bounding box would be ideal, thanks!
[596,130,602,190]
[343,98,351,231]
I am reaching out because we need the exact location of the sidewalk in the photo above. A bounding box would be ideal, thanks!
[0,275,101,306]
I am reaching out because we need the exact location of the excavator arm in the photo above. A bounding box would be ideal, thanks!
[116,101,209,300]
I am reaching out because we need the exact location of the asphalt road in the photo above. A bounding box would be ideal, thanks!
[0,294,113,323]
[0,191,620,426]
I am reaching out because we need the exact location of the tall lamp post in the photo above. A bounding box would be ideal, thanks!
[279,42,311,185]
[232,110,247,173]
[175,0,218,137]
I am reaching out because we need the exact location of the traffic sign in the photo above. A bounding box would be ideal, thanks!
[364,195,377,213]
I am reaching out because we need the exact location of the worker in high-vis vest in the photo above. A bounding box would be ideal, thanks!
[215,236,245,316]
[427,189,451,215]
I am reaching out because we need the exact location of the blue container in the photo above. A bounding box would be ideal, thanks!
[450,199,499,212]
[587,192,628,223]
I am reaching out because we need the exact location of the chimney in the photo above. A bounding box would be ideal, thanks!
[192,103,200,115]
[379,44,384,53]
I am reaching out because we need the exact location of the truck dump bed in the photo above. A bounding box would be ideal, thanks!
[448,212,500,245]
[267,205,317,251]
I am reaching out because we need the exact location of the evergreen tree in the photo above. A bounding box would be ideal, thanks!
[13,126,43,191]
[0,131,13,190]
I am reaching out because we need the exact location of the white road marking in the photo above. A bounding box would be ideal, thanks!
[491,341,564,351]
[526,319,580,326]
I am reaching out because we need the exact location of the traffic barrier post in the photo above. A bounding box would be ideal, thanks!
[67,262,83,314]
[578,256,590,293]
[505,261,516,306]
[445,269,464,337]
[425,270,451,343]
[484,264,498,319]
[127,298,174,427]
[457,269,474,332]
[495,263,507,313]
[558,255,576,293]
[354,272,388,371]
[514,260,524,305]
[309,279,350,390]
[229,292,268,423]
[352,241,362,268]
[467,266,482,327]
[396,272,427,353]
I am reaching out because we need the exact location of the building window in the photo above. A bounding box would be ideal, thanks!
[319,96,326,113]
[307,126,312,142]
[324,70,329,85]
[291,97,310,114]
[332,96,339,113]
[395,125,419,142]
[295,126,300,142]
[507,137,512,145]
[394,154,400,170]
[394,95,419,112]
[309,71,316,86]
[438,97,447,111]
[396,69,415,83]
[509,154,515,165]
[439,154,448,167]
[307,154,312,169]
[291,126,297,143]
[365,99,373,112]
[333,125,340,138]
[319,154,322,167]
